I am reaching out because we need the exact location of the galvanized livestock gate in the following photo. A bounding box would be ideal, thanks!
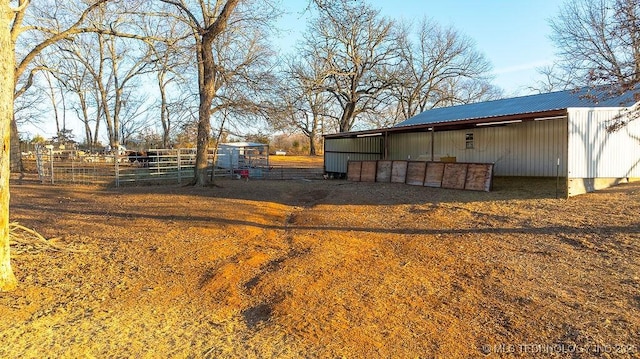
[31,145,324,186]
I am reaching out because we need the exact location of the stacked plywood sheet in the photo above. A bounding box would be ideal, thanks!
[347,160,493,192]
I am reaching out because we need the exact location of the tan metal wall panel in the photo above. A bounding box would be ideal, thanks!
[325,137,383,173]
[387,119,568,176]
[567,108,640,178]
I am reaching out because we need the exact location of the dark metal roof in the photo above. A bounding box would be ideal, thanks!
[395,87,637,128]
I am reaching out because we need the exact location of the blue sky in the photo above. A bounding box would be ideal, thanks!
[277,0,565,96]
[25,0,565,139]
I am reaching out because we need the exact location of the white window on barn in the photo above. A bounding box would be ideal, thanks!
[465,132,474,149]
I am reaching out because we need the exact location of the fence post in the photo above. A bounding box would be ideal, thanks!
[115,151,120,187]
[35,144,44,183]
[177,149,182,184]
[45,145,54,185]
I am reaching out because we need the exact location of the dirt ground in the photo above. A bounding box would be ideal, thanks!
[1,170,639,357]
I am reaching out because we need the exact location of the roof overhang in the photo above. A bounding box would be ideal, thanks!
[323,109,568,139]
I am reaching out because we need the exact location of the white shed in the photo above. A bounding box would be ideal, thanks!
[215,142,269,170]
[323,88,640,196]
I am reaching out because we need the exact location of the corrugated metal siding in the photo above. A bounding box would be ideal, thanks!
[567,108,640,178]
[387,132,430,160]
[387,119,568,176]
[324,137,383,173]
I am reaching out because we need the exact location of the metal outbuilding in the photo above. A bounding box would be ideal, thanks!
[323,88,640,196]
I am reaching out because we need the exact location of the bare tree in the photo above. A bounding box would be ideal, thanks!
[51,27,155,152]
[151,41,191,147]
[157,0,277,185]
[101,35,154,151]
[436,76,502,107]
[13,81,47,138]
[393,18,499,122]
[1,0,148,291]
[119,96,153,147]
[139,12,194,148]
[549,0,640,99]
[529,64,580,94]
[40,69,66,135]
[51,48,104,150]
[204,10,276,156]
[305,0,401,133]
[157,0,241,185]
[162,91,199,147]
[272,56,332,155]
[9,0,125,171]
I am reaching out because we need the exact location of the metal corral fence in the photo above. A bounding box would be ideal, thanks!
[31,146,323,186]
[263,166,324,180]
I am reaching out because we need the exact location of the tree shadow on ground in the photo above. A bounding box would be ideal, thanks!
[93,176,572,208]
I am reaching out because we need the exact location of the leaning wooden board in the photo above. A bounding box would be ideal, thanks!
[441,163,468,189]
[391,161,408,183]
[345,160,493,192]
[360,161,377,182]
[465,163,494,191]
[424,162,445,188]
[406,161,427,186]
[376,160,392,183]
[347,161,362,181]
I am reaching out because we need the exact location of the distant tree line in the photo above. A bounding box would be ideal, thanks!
[10,0,500,165]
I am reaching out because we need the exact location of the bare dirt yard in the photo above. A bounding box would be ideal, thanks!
[2,169,639,357]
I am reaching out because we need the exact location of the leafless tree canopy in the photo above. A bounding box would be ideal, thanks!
[11,0,505,154]
[283,3,498,133]
[549,0,640,129]
[550,0,640,94]
[302,0,401,133]
[393,18,500,122]
[270,55,333,155]
[154,0,278,185]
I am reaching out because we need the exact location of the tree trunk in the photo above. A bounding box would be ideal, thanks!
[1,2,18,291]
[308,128,317,156]
[79,95,94,150]
[192,39,216,186]
[159,73,170,148]
[339,101,356,133]
[93,98,101,151]
[9,116,21,172]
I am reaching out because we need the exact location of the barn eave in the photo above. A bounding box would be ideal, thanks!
[323,108,568,139]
